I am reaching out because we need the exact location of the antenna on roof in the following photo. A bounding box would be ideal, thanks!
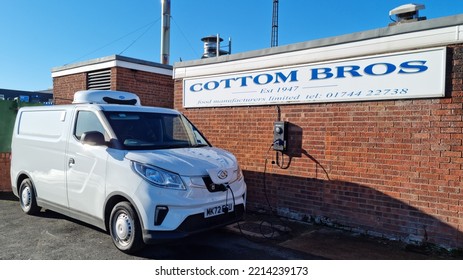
[271,0,279,47]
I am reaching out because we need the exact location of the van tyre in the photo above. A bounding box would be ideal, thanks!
[19,178,40,215]
[109,201,144,253]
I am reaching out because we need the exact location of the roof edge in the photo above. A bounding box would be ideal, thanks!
[52,55,173,77]
[174,14,463,68]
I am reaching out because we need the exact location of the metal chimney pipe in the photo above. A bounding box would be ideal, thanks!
[160,0,171,65]
[228,37,232,55]
[216,34,220,57]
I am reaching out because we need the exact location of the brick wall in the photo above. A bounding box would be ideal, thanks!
[174,45,463,249]
[53,72,87,104]
[52,68,174,108]
[112,67,174,108]
[0,153,11,192]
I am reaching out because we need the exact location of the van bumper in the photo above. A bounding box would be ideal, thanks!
[142,204,245,243]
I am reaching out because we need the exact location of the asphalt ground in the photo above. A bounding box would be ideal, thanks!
[0,191,316,260]
[0,191,460,260]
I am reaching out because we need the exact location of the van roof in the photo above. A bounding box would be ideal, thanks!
[18,90,179,115]
[17,103,180,115]
[96,104,179,114]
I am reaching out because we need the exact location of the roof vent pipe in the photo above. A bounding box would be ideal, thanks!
[160,0,171,65]
[389,3,426,26]
[201,34,231,59]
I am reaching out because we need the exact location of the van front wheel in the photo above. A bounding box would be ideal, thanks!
[19,179,40,215]
[109,201,144,253]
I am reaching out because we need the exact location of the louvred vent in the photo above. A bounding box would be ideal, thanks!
[87,69,111,90]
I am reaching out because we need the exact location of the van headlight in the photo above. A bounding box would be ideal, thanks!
[132,162,186,190]
[230,165,244,184]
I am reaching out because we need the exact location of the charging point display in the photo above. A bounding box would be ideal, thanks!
[273,121,288,151]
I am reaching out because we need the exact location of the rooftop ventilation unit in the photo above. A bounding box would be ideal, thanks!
[201,34,231,59]
[389,3,426,26]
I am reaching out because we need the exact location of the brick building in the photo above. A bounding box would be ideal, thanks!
[51,55,173,107]
[174,15,463,249]
[0,153,11,192]
[1,13,462,250]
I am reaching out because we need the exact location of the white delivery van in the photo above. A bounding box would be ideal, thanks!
[10,90,246,253]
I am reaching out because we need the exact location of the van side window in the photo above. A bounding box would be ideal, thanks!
[74,111,107,140]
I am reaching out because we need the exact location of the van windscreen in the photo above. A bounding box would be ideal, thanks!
[104,111,209,150]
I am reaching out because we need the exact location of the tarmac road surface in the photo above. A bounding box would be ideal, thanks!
[0,192,319,260]
[1,191,457,260]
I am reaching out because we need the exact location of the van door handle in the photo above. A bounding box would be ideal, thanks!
[68,158,75,167]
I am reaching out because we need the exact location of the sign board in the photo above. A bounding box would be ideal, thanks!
[183,47,446,108]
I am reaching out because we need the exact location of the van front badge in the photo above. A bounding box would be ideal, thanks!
[217,170,228,180]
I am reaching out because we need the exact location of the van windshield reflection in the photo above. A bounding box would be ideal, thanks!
[104,111,209,150]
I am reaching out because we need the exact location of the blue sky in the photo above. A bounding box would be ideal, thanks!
[1,0,462,91]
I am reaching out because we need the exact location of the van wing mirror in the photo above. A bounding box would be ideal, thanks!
[81,131,106,146]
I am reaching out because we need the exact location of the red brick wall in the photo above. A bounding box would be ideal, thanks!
[174,45,463,248]
[53,72,87,104]
[0,153,11,192]
[52,68,174,108]
[112,68,174,108]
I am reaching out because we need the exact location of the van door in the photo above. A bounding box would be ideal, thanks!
[66,109,109,219]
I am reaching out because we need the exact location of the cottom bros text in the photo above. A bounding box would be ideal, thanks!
[189,60,428,92]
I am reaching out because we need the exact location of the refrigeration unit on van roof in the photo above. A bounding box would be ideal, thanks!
[72,90,141,106]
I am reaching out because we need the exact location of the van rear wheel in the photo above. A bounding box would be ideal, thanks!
[19,178,40,215]
[109,201,144,253]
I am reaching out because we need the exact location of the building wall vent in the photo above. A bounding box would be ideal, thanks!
[87,69,111,90]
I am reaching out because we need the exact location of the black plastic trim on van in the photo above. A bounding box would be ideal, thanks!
[102,96,138,105]
[142,204,245,243]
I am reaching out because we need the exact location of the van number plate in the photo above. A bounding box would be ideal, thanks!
[204,203,234,218]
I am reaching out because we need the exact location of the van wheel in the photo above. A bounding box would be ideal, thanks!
[19,179,40,215]
[109,201,144,253]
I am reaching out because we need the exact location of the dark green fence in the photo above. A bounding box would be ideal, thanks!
[0,101,44,152]
[0,101,17,152]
